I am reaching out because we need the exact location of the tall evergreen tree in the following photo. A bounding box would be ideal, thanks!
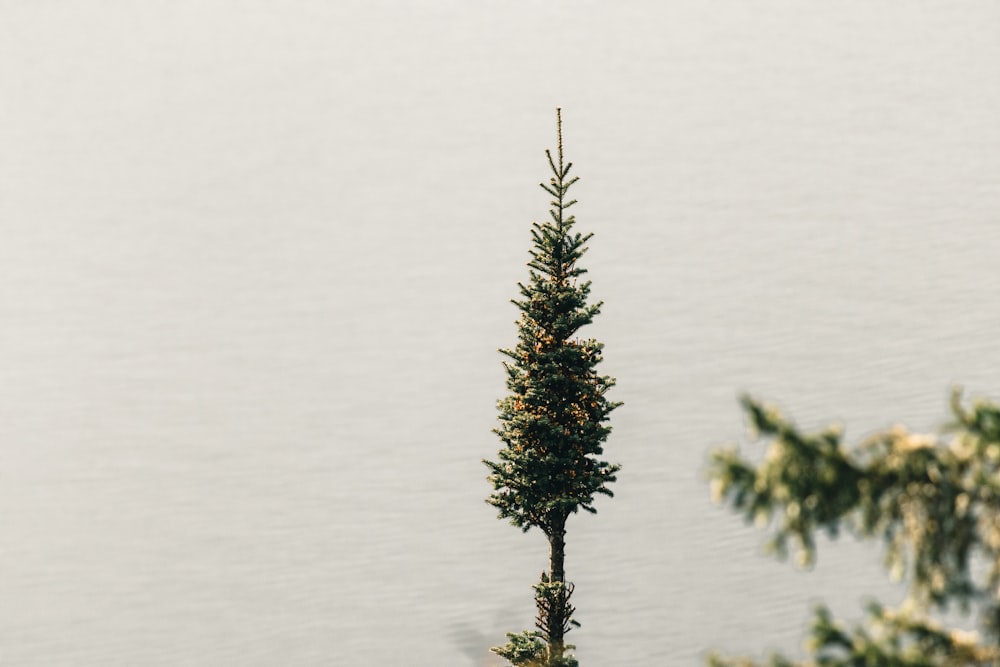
[485,109,621,667]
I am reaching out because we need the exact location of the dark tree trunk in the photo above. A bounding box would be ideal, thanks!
[547,518,567,663]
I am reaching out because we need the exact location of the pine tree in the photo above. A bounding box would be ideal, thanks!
[485,109,621,667]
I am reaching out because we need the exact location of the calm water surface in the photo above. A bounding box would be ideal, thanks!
[2,1,999,664]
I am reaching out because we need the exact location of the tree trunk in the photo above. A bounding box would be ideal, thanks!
[547,520,567,663]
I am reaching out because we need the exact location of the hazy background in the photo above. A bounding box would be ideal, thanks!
[2,1,999,664]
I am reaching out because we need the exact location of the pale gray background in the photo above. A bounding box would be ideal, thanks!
[2,1,999,665]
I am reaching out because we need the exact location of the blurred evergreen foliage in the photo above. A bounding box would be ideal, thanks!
[708,390,1000,667]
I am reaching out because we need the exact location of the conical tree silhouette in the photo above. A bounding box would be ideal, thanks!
[485,109,621,667]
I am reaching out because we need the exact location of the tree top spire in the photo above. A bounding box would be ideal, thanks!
[556,107,564,174]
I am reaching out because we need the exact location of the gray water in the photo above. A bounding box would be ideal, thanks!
[2,1,1000,664]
